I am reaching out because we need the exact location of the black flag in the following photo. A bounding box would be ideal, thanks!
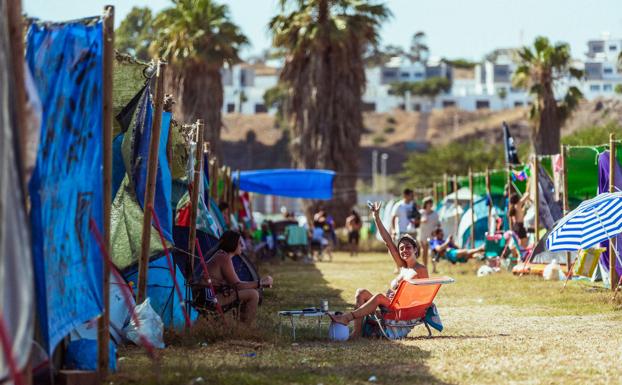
[503,121,520,165]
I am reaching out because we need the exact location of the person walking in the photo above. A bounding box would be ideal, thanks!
[418,196,440,269]
[390,188,419,241]
[346,210,362,256]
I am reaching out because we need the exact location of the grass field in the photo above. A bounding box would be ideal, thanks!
[111,252,622,385]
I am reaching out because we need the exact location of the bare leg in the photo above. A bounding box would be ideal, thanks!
[330,290,391,338]
[237,289,259,324]
[455,244,485,259]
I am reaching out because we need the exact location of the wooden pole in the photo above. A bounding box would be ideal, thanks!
[443,173,448,199]
[211,158,219,201]
[486,167,492,233]
[7,0,28,195]
[533,155,540,241]
[97,5,114,377]
[188,119,205,279]
[453,175,459,238]
[561,144,571,275]
[469,168,475,247]
[610,133,617,291]
[136,60,166,304]
[432,182,438,206]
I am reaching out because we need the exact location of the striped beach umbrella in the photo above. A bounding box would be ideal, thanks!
[546,192,622,251]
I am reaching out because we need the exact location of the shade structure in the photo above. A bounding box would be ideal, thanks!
[235,169,335,200]
[546,192,622,252]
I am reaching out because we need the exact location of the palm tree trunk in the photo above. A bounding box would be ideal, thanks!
[534,88,560,155]
[167,63,224,160]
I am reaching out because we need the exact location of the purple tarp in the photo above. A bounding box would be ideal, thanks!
[597,151,622,277]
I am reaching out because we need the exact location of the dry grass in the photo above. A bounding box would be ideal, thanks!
[110,252,622,385]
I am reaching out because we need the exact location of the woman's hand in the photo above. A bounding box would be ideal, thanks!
[369,201,382,216]
[260,276,273,288]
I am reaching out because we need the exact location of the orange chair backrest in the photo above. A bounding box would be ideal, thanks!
[385,279,442,321]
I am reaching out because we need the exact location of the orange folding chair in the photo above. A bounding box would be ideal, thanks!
[367,276,454,339]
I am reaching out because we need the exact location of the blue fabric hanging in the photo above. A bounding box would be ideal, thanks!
[130,89,173,242]
[27,19,104,353]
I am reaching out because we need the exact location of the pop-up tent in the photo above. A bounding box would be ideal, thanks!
[234,169,335,199]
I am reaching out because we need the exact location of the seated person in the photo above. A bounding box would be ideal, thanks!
[429,228,483,268]
[329,201,428,338]
[205,230,273,324]
[311,220,332,261]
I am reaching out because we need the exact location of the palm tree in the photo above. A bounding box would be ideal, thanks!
[270,0,390,222]
[513,36,583,155]
[151,0,248,159]
[270,0,390,223]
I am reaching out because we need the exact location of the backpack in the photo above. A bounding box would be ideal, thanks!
[409,204,421,228]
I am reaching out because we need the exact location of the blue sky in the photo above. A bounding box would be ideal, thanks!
[23,0,622,61]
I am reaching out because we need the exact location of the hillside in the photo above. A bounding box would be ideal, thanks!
[221,99,622,175]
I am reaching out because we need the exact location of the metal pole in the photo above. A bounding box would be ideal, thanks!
[561,144,571,275]
[381,153,388,196]
[506,164,512,231]
[533,155,540,241]
[469,168,475,247]
[610,133,617,290]
[98,5,114,377]
[486,167,492,233]
[372,150,378,195]
[453,175,459,239]
[137,60,166,304]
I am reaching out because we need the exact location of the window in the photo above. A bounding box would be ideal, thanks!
[226,103,235,113]
[603,84,613,92]
[254,104,267,113]
[476,100,490,109]
[610,45,617,51]
[412,103,421,112]
[442,100,456,108]
[413,72,424,78]
[604,68,613,74]
[400,72,410,79]
[590,84,601,91]
[514,101,524,107]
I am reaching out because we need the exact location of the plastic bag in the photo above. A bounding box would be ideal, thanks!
[123,298,165,349]
[543,259,563,281]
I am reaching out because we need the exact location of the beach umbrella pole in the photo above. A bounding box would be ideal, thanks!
[610,133,617,291]
[469,168,475,247]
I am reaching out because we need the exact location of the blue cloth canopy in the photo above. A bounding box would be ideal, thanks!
[235,169,335,199]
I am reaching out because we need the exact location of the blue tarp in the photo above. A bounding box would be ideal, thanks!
[27,19,104,353]
[235,169,335,199]
[131,91,173,242]
[123,256,197,330]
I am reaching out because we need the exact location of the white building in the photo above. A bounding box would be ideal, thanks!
[222,34,622,115]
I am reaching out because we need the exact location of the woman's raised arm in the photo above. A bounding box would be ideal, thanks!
[370,202,405,268]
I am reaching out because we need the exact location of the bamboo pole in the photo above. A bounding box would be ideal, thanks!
[97,5,114,377]
[188,119,205,282]
[136,60,166,304]
[561,144,572,275]
[486,167,492,233]
[443,173,448,199]
[469,168,475,247]
[533,155,540,241]
[432,182,438,206]
[210,157,219,201]
[453,175,459,238]
[610,133,617,291]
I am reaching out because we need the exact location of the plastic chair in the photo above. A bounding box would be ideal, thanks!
[370,277,454,339]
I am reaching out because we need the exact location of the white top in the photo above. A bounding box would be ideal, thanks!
[419,209,440,240]
[391,200,415,233]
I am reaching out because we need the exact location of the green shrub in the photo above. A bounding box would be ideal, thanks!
[372,134,386,144]
[383,126,395,134]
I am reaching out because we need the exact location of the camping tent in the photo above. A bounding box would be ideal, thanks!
[457,197,499,248]
[438,188,475,240]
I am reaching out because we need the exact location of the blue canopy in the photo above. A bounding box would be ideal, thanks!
[235,169,335,199]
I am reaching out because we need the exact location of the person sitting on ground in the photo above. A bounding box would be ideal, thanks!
[346,210,362,257]
[328,202,428,338]
[429,228,484,269]
[509,193,530,248]
[205,230,273,324]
